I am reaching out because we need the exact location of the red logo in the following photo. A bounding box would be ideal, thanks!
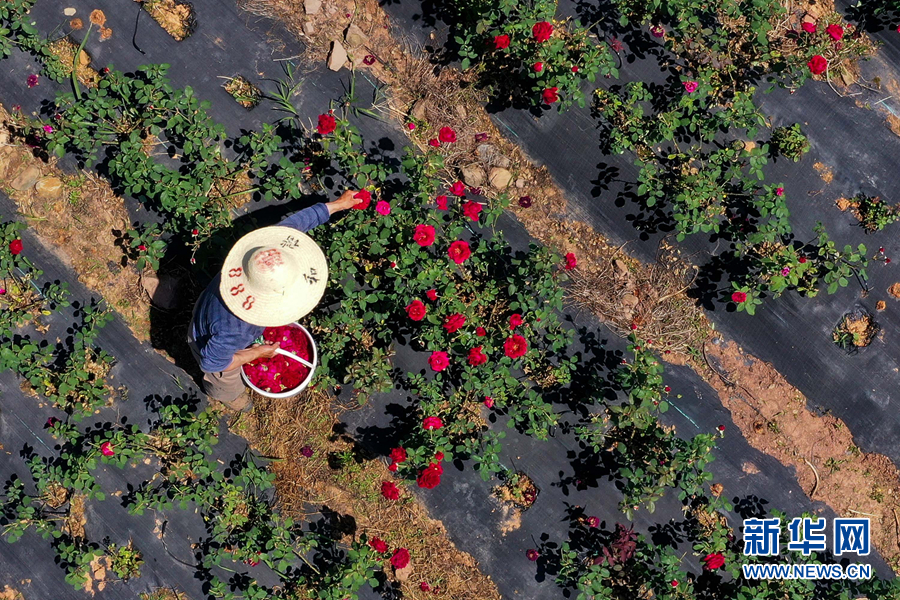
[230,284,245,296]
[254,249,284,271]
[228,267,243,278]
[242,296,255,310]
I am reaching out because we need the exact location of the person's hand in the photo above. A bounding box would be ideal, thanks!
[253,341,280,359]
[327,190,361,214]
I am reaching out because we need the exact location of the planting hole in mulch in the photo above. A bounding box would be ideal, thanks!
[45,37,99,88]
[836,194,899,232]
[494,470,539,511]
[222,75,262,110]
[888,283,900,298]
[137,0,196,41]
[832,310,878,350]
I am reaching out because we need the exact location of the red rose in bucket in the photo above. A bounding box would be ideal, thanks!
[242,325,313,393]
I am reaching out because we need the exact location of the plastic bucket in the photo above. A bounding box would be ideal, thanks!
[241,322,317,399]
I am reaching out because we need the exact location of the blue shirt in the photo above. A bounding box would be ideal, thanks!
[190,203,330,373]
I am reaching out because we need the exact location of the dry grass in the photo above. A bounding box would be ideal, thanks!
[235,390,500,599]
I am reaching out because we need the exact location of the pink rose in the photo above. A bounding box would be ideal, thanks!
[682,81,698,93]
[375,200,391,215]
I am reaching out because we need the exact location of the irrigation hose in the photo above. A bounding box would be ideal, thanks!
[133,2,146,55]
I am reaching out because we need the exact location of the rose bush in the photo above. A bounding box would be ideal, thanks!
[447,0,617,110]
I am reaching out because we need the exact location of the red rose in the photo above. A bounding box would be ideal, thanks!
[428,138,440,147]
[504,334,528,359]
[423,416,443,430]
[826,24,844,40]
[494,34,510,49]
[436,195,449,210]
[426,289,438,301]
[9,239,23,255]
[417,462,443,489]
[388,462,398,472]
[808,55,827,75]
[509,313,524,329]
[564,252,577,270]
[702,552,725,570]
[191,228,199,236]
[448,240,471,264]
[443,313,466,333]
[369,536,389,553]
[799,257,807,264]
[138,244,147,251]
[801,21,816,33]
[462,201,483,222]
[526,549,540,561]
[483,396,494,408]
[390,548,410,569]
[353,189,372,210]
[571,65,579,73]
[390,447,408,463]
[587,516,600,528]
[375,200,391,215]
[775,187,784,196]
[100,442,114,457]
[434,451,444,461]
[671,580,679,587]
[532,21,553,42]
[476,326,487,337]
[414,224,436,247]
[731,291,747,303]
[468,346,488,366]
[406,300,427,321]
[542,87,559,104]
[381,481,400,500]
[420,582,431,592]
[428,351,450,372]
[316,113,337,135]
[439,126,457,143]
[450,181,467,196]
[533,62,544,72]
[718,425,726,431]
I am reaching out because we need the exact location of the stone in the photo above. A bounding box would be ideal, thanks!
[488,167,512,189]
[304,0,321,14]
[454,104,467,120]
[64,7,76,16]
[410,99,427,121]
[614,259,629,274]
[302,21,316,35]
[621,294,639,308]
[327,41,348,71]
[35,176,64,199]
[394,564,413,582]
[344,23,367,49]
[515,178,525,189]
[141,272,179,309]
[476,144,510,168]
[461,165,485,188]
[11,165,42,191]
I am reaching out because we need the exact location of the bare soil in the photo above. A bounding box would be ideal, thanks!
[0,108,151,339]
[0,586,24,600]
[494,471,539,511]
[45,38,99,88]
[833,311,877,348]
[702,339,900,570]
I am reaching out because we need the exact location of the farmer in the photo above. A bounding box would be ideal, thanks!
[187,190,360,411]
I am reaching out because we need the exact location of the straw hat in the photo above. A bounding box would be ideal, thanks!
[219,226,328,327]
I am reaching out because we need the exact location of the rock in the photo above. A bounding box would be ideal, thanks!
[515,178,525,189]
[302,21,316,35]
[461,165,485,187]
[488,167,512,189]
[621,294,639,308]
[78,49,90,67]
[410,99,427,121]
[11,165,42,191]
[141,272,179,309]
[327,41,348,71]
[476,144,511,168]
[394,564,413,582]
[344,23,367,49]
[64,7,76,16]
[304,0,321,14]
[614,259,629,274]
[324,3,337,15]
[35,176,64,199]
[454,104,467,120]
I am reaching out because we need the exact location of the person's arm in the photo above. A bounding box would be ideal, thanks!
[278,191,360,232]
[222,342,280,371]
